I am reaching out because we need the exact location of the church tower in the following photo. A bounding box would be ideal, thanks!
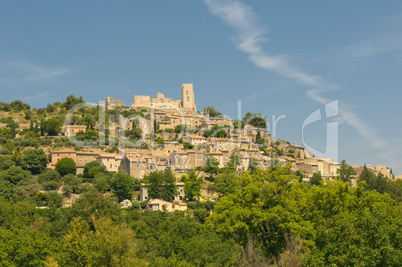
[181,83,196,111]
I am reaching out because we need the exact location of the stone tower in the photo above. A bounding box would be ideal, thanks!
[181,83,196,111]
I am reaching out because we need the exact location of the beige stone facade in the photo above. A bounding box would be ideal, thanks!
[63,125,87,137]
[105,97,125,111]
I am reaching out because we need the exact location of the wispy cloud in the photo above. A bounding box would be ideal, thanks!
[343,33,402,59]
[204,0,389,155]
[0,61,72,85]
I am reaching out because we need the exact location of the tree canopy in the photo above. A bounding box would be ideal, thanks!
[55,157,77,176]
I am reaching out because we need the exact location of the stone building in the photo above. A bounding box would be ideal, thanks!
[105,97,125,111]
[63,125,87,137]
[130,83,196,112]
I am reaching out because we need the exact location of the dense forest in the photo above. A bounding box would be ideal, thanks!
[0,163,401,266]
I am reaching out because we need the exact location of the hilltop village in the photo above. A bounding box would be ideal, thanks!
[0,83,396,209]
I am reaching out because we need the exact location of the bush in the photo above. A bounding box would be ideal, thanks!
[187,201,198,210]
[42,180,61,191]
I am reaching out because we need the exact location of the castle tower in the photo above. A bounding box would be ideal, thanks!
[181,83,196,111]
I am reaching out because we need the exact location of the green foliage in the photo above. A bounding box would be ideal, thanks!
[359,165,402,201]
[164,128,175,133]
[23,148,49,174]
[310,172,323,186]
[182,141,194,150]
[93,172,111,193]
[227,153,241,170]
[83,160,107,179]
[182,171,203,201]
[145,169,178,201]
[38,169,61,184]
[120,109,145,118]
[204,157,220,176]
[55,157,77,176]
[41,117,63,136]
[203,125,228,138]
[248,158,259,173]
[75,130,98,142]
[242,112,267,128]
[175,124,188,133]
[156,137,165,144]
[63,174,83,194]
[57,217,145,266]
[111,171,135,201]
[63,95,85,110]
[125,127,143,141]
[14,178,42,197]
[10,100,30,111]
[203,106,222,118]
[0,166,31,185]
[24,109,32,120]
[337,159,356,183]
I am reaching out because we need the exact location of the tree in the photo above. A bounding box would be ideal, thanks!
[242,112,267,128]
[227,153,241,170]
[0,166,31,185]
[83,160,107,179]
[203,125,228,138]
[175,124,188,133]
[203,106,222,118]
[24,110,32,120]
[10,100,30,111]
[182,171,203,201]
[111,171,135,201]
[93,173,111,193]
[55,157,77,176]
[57,217,145,266]
[310,172,323,186]
[62,174,83,194]
[63,95,84,110]
[337,160,356,183]
[41,118,62,136]
[14,178,42,197]
[125,128,143,141]
[248,158,259,173]
[22,148,49,174]
[38,169,61,184]
[145,170,178,201]
[204,157,220,176]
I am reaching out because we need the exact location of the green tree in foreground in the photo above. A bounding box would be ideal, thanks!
[23,148,49,174]
[310,172,323,186]
[182,171,203,201]
[55,217,145,266]
[337,160,356,183]
[55,157,77,176]
[83,160,107,179]
[111,171,135,201]
[145,169,178,201]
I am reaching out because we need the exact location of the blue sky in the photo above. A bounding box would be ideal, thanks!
[1,0,401,174]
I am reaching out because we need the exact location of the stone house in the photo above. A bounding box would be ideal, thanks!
[140,182,185,202]
[146,198,187,212]
[96,152,121,173]
[63,125,87,137]
[48,148,77,169]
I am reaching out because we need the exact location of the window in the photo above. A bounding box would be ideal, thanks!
[186,91,189,95]
[57,153,59,156]
[110,164,112,168]
[57,158,59,162]
[187,96,190,101]
[68,153,70,156]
